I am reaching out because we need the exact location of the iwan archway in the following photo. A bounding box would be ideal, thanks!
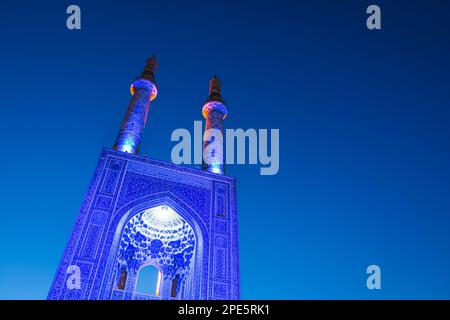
[110,205,199,300]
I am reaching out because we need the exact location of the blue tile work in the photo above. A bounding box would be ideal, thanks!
[113,78,157,154]
[117,206,196,288]
[48,148,239,300]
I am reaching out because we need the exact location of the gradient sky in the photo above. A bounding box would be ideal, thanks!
[1,0,450,299]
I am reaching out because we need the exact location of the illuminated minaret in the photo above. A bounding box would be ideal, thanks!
[113,56,158,154]
[202,75,228,174]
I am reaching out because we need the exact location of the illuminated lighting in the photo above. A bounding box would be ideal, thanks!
[118,144,134,154]
[115,136,138,154]
[209,167,223,174]
[155,270,162,296]
[207,163,223,174]
[202,101,227,120]
[140,205,181,227]
[130,81,158,101]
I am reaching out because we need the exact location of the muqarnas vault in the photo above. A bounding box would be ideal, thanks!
[48,57,239,300]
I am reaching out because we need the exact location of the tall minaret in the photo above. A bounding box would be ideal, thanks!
[113,56,158,154]
[202,75,228,174]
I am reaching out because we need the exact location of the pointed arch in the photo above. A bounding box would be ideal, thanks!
[99,192,209,300]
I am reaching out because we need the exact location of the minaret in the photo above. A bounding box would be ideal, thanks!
[202,75,228,174]
[113,56,158,154]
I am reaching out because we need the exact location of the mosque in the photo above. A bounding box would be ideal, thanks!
[47,57,240,300]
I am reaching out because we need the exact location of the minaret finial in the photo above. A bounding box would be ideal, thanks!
[141,55,158,82]
[207,74,223,103]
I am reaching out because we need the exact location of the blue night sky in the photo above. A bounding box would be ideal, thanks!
[1,0,450,299]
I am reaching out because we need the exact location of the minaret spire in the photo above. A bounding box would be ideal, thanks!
[113,56,158,154]
[208,74,222,102]
[141,55,157,82]
[202,75,228,174]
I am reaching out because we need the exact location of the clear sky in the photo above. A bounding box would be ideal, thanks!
[1,0,450,299]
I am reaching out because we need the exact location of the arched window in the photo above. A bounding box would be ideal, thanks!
[135,265,162,296]
[117,267,127,290]
[171,274,180,298]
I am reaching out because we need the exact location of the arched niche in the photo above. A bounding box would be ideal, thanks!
[101,195,207,300]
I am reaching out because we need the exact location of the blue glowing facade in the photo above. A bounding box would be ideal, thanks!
[48,58,239,300]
